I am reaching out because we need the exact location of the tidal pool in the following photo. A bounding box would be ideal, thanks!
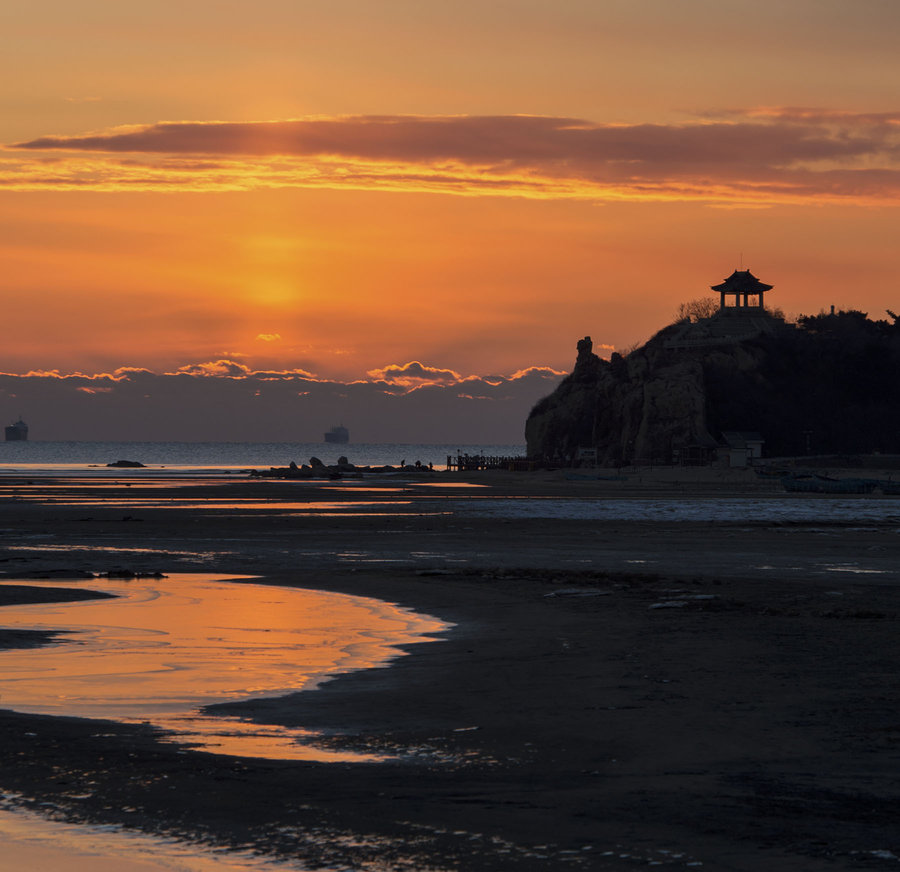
[0,574,450,761]
[0,799,306,872]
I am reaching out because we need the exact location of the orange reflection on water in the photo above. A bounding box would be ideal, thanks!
[413,482,489,488]
[0,575,449,761]
[9,498,413,511]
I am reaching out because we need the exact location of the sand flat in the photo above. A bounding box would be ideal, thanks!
[0,468,898,870]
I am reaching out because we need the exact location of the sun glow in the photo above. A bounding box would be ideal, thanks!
[245,277,298,307]
[2,2,900,420]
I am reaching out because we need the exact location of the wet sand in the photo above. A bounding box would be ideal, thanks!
[0,468,898,870]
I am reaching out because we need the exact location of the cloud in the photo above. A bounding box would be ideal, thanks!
[112,366,154,377]
[508,365,571,379]
[167,359,322,380]
[4,110,900,204]
[255,333,282,342]
[172,359,252,377]
[0,359,566,442]
[360,361,568,403]
[1,367,149,382]
[366,361,465,388]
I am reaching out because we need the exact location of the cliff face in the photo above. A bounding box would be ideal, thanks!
[525,311,900,464]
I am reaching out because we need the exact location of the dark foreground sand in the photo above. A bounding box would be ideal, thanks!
[0,469,898,870]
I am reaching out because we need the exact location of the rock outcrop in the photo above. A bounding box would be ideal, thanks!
[526,310,900,464]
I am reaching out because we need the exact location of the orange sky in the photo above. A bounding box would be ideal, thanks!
[2,1,900,440]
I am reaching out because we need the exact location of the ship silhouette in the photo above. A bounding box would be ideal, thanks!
[324,425,349,444]
[4,418,28,441]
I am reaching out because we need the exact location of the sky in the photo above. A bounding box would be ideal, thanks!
[2,0,900,442]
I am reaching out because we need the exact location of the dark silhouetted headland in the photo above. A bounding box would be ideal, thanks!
[527,301,900,465]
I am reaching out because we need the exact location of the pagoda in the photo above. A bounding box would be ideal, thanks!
[711,269,772,313]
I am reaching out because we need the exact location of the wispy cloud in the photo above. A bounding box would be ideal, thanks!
[5,110,900,204]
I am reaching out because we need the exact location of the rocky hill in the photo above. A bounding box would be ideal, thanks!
[525,309,900,464]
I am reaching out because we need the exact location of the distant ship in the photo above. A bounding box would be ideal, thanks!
[324,425,349,444]
[4,418,28,441]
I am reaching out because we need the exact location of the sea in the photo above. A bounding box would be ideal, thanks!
[0,441,525,475]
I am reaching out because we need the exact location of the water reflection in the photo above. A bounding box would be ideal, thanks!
[10,498,414,511]
[0,799,309,872]
[0,575,449,761]
[6,544,232,559]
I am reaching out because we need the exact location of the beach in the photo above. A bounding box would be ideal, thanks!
[0,468,898,870]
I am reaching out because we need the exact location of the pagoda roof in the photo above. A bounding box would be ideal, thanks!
[711,269,773,293]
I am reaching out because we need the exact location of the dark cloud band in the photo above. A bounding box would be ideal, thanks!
[7,110,900,203]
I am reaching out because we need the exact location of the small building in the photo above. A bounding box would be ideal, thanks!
[719,431,764,467]
[673,433,720,466]
[711,269,773,313]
